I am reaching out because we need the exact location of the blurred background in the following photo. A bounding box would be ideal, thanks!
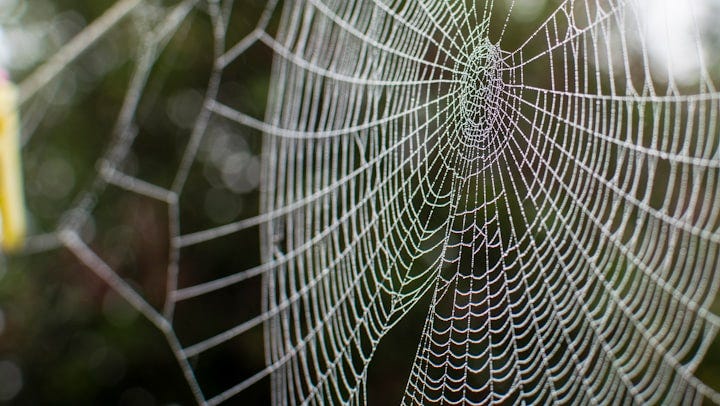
[1,0,720,404]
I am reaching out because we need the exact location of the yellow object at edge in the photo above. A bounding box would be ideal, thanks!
[0,75,26,252]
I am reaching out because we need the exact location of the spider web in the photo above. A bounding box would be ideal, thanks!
[10,0,720,404]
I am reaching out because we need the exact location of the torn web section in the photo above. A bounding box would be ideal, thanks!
[405,0,720,404]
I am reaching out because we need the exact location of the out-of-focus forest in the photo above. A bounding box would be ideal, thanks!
[1,0,720,405]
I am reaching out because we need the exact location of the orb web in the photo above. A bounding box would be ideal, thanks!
[9,0,720,405]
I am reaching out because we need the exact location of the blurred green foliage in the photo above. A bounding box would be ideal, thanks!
[1,0,720,405]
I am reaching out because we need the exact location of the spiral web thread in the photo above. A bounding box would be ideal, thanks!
[13,0,720,404]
